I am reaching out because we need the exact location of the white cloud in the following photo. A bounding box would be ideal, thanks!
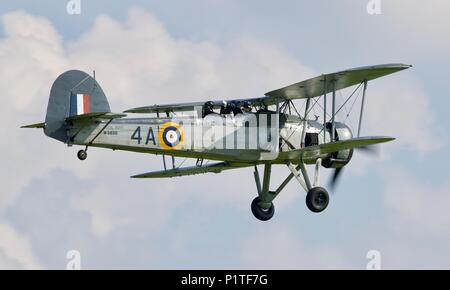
[385,0,450,52]
[353,166,450,269]
[365,76,442,153]
[70,185,131,238]
[382,166,450,238]
[0,7,445,269]
[0,221,43,269]
[0,8,313,214]
[239,225,353,269]
[0,11,67,111]
[66,8,314,109]
[0,11,69,213]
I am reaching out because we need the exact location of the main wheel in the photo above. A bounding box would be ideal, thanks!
[306,187,329,213]
[77,150,87,161]
[251,197,275,221]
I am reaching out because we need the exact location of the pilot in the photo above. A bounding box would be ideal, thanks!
[220,101,232,115]
[230,102,243,116]
[202,101,215,118]
[256,104,270,113]
[241,100,253,113]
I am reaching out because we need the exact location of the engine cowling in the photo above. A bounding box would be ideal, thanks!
[322,122,354,169]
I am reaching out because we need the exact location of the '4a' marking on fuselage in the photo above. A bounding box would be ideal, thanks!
[131,126,156,145]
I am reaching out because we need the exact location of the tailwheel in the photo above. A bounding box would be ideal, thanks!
[251,197,275,221]
[77,149,87,161]
[306,187,329,213]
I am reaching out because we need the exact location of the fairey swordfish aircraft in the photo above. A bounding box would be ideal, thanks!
[22,64,411,221]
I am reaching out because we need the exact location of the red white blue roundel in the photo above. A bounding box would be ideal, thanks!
[159,122,184,150]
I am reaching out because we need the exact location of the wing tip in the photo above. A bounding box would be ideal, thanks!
[378,136,396,142]
[360,136,396,142]
[397,63,413,70]
[130,174,147,178]
[359,136,396,144]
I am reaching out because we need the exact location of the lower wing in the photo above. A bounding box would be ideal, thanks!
[279,136,395,161]
[131,162,252,178]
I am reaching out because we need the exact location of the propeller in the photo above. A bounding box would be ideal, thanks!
[328,145,380,191]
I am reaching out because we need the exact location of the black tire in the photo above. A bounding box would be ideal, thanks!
[77,150,87,161]
[306,187,329,213]
[251,197,275,221]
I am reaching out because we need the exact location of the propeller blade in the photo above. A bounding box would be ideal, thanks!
[329,144,380,192]
[356,144,379,155]
[329,167,344,191]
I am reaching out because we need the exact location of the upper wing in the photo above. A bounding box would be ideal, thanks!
[124,101,213,114]
[124,64,411,114]
[124,98,268,114]
[131,162,251,178]
[279,136,395,161]
[263,64,411,105]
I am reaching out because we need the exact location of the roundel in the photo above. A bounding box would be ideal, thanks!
[159,122,184,150]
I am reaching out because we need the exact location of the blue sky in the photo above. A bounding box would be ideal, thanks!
[1,0,449,269]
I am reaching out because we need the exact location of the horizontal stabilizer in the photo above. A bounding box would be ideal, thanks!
[21,122,45,129]
[279,136,395,161]
[131,162,250,178]
[65,112,127,123]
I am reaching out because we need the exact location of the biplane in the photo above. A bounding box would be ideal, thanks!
[22,63,411,221]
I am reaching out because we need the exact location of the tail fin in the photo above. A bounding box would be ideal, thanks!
[44,70,110,142]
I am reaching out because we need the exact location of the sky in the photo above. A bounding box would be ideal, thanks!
[0,0,450,269]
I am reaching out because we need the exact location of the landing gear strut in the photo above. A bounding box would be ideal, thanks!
[75,118,113,162]
[287,158,330,213]
[251,164,276,221]
[250,158,331,221]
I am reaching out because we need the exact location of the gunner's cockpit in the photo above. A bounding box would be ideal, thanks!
[202,100,255,118]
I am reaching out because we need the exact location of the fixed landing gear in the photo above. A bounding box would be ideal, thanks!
[251,197,275,221]
[251,165,277,221]
[77,149,87,161]
[250,159,331,221]
[287,159,331,213]
[306,187,329,213]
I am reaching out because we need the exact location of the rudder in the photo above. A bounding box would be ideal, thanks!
[44,70,110,142]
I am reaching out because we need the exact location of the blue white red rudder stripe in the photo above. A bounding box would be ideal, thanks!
[69,93,90,116]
